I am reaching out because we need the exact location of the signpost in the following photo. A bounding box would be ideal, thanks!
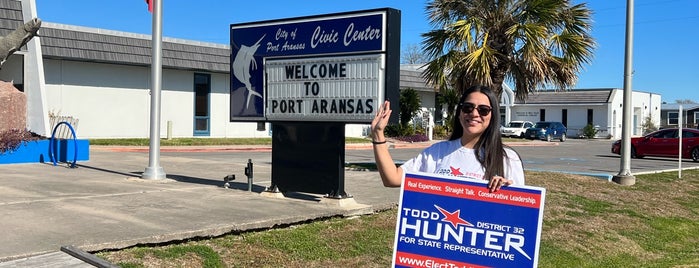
[230,9,400,197]
[393,172,546,267]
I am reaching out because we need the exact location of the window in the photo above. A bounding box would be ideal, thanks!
[668,112,678,125]
[694,111,699,127]
[652,129,676,138]
[194,73,211,136]
[562,109,568,127]
[587,109,593,125]
[534,122,551,128]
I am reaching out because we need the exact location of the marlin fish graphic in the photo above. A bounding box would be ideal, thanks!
[232,34,265,109]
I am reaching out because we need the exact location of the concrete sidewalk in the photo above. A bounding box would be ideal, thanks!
[0,143,408,266]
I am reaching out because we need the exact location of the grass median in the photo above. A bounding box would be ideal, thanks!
[96,168,699,267]
[89,137,528,146]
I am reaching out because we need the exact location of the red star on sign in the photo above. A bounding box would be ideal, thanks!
[450,166,464,176]
[434,205,473,228]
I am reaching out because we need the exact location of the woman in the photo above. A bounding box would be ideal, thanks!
[371,85,524,192]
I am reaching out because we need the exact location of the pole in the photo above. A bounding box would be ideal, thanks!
[612,0,636,185]
[679,105,683,178]
[142,0,166,180]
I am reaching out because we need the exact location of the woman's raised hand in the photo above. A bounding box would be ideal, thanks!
[371,100,391,137]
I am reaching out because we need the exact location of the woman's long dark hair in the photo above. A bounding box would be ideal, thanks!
[449,85,505,181]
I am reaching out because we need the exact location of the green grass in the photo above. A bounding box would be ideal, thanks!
[110,245,224,268]
[99,211,395,267]
[89,137,371,146]
[89,137,528,146]
[96,168,699,268]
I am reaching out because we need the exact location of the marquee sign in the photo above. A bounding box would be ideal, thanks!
[266,54,383,122]
[230,8,400,122]
[393,172,546,268]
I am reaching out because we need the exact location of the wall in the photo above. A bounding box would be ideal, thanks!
[42,59,369,138]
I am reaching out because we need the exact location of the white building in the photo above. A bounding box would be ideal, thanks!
[501,87,661,139]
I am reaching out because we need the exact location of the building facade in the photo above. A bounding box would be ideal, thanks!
[660,103,699,129]
[501,88,661,139]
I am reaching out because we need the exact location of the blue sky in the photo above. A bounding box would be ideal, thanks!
[35,0,699,103]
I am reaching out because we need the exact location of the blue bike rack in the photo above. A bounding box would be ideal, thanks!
[49,121,78,168]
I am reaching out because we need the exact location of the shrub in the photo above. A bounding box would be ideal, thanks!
[384,124,418,137]
[399,88,421,127]
[0,129,42,154]
[642,114,658,134]
[432,124,449,140]
[395,134,429,143]
[383,124,402,137]
[581,124,599,139]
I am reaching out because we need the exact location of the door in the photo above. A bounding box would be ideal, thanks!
[643,129,677,156]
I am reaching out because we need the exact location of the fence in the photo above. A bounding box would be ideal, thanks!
[49,116,79,139]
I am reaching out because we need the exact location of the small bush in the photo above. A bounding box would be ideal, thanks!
[581,124,599,139]
[433,124,449,139]
[384,124,417,137]
[0,129,42,154]
[395,134,429,143]
[383,124,402,137]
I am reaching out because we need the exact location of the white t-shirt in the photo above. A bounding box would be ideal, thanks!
[400,139,525,185]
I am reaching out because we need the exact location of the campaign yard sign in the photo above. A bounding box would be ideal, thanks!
[392,172,546,268]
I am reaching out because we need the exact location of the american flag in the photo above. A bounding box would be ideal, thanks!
[145,0,153,13]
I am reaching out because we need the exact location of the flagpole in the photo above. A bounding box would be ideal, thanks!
[143,0,166,180]
[612,0,635,185]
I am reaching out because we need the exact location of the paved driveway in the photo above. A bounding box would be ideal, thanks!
[148,139,699,181]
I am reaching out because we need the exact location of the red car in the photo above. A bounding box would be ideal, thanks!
[611,128,699,162]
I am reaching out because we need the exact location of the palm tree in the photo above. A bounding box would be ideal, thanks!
[421,0,595,101]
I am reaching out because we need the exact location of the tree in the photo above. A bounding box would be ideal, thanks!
[641,113,658,135]
[436,85,460,132]
[401,43,430,64]
[421,0,595,101]
[399,88,422,127]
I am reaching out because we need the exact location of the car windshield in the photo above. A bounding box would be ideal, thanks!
[534,122,551,128]
[508,122,523,127]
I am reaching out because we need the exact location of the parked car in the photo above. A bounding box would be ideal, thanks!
[611,128,699,162]
[524,121,567,142]
[501,121,534,138]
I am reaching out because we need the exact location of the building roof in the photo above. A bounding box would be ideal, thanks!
[514,88,615,104]
[399,67,436,93]
[2,1,231,73]
[40,23,231,73]
[0,1,25,40]
[661,103,699,111]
